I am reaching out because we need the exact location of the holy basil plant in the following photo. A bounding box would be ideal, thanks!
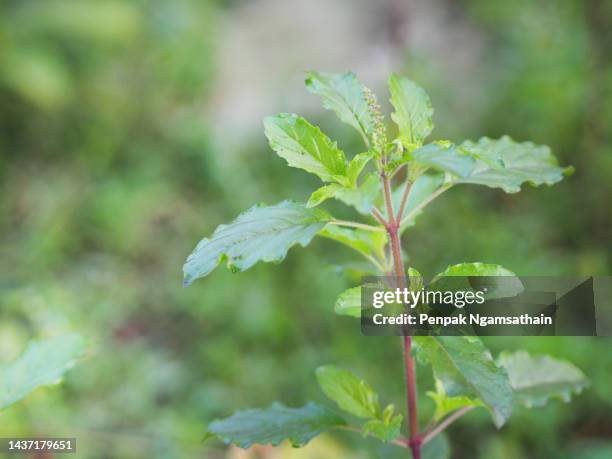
[184,71,585,459]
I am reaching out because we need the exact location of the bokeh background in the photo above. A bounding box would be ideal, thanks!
[1,0,611,458]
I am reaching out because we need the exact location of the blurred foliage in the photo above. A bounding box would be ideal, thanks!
[0,0,610,458]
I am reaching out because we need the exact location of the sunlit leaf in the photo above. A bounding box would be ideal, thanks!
[388,74,433,148]
[264,114,348,183]
[333,286,361,318]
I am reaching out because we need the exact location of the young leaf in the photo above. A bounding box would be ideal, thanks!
[315,365,381,419]
[183,201,330,285]
[264,114,348,183]
[305,71,376,147]
[411,143,476,178]
[333,286,361,318]
[427,380,483,422]
[413,336,513,428]
[307,184,343,208]
[362,413,403,442]
[347,152,374,186]
[0,333,87,410]
[497,351,589,408]
[458,136,573,193]
[388,74,434,148]
[205,402,345,448]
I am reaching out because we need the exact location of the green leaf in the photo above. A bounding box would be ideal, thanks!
[264,114,348,183]
[307,184,343,208]
[0,333,87,410]
[422,433,451,459]
[333,286,361,318]
[388,74,434,148]
[458,136,573,193]
[305,71,376,147]
[347,152,374,186]
[315,365,380,419]
[497,351,589,408]
[334,173,381,215]
[205,402,345,448]
[430,263,523,300]
[362,412,403,443]
[427,380,483,422]
[183,201,330,285]
[319,225,386,263]
[413,336,513,428]
[411,143,476,178]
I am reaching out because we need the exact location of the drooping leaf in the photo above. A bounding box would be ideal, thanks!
[388,74,434,148]
[333,286,361,318]
[497,351,589,408]
[264,114,348,183]
[0,333,87,410]
[305,71,376,147]
[205,402,345,448]
[319,225,386,263]
[427,380,483,422]
[411,143,476,178]
[315,365,380,419]
[413,336,513,428]
[183,201,330,285]
[458,136,573,193]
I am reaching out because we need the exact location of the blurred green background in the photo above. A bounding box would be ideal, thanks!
[0,0,611,458]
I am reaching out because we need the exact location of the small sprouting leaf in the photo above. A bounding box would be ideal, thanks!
[458,136,573,193]
[427,380,483,422]
[0,333,87,410]
[497,351,589,408]
[362,412,403,442]
[411,143,476,178]
[347,152,374,186]
[264,114,348,183]
[315,365,381,419]
[413,336,513,428]
[319,225,386,263]
[388,74,434,148]
[333,286,361,318]
[307,184,343,208]
[305,71,376,147]
[183,201,330,285]
[205,402,346,448]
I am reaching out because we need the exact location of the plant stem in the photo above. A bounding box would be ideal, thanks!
[396,180,412,222]
[381,171,421,459]
[421,406,474,446]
